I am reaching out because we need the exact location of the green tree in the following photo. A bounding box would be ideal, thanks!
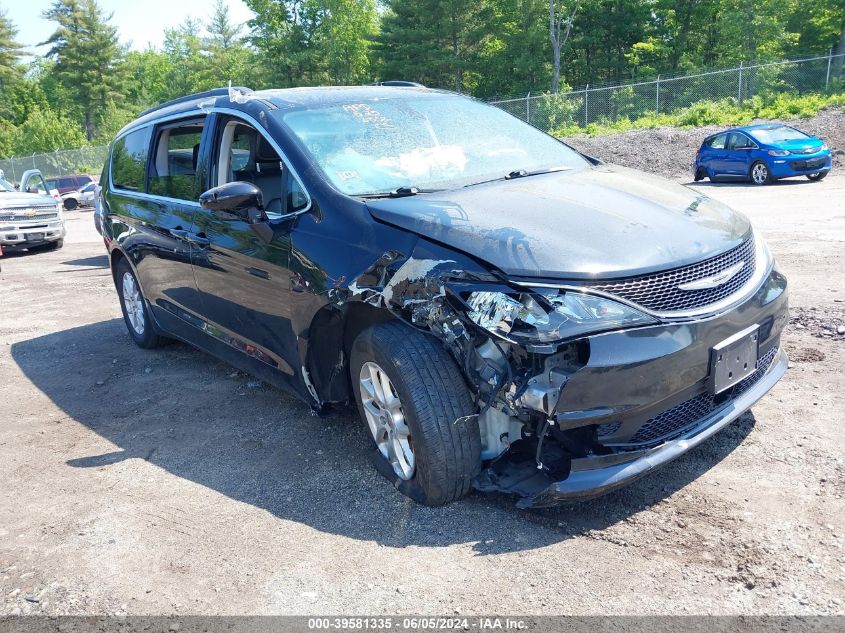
[549,0,581,93]
[0,6,22,89]
[204,0,259,87]
[478,0,550,98]
[163,18,214,96]
[245,0,326,87]
[123,49,173,110]
[11,107,87,155]
[376,0,495,92]
[314,0,377,85]
[42,0,126,140]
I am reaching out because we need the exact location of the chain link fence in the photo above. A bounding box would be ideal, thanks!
[0,146,108,185]
[490,53,845,133]
[1,53,843,184]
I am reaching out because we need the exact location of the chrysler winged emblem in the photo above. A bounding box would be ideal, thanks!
[678,261,745,291]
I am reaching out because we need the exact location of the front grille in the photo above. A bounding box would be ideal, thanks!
[790,147,817,155]
[588,236,756,313]
[0,209,59,222]
[790,158,826,171]
[624,346,779,446]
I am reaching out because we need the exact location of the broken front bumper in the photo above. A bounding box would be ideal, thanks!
[523,346,787,507]
[474,267,788,508]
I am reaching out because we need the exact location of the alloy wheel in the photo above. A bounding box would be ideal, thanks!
[122,271,145,336]
[359,361,415,480]
[751,163,768,184]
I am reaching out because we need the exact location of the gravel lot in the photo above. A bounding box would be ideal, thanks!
[1,151,844,616]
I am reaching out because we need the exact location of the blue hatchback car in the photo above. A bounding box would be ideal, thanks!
[694,123,831,185]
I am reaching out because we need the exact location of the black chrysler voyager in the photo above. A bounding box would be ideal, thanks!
[100,85,788,508]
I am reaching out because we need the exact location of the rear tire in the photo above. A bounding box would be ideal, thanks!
[694,167,707,182]
[350,321,481,506]
[115,258,164,349]
[807,171,827,182]
[750,161,771,185]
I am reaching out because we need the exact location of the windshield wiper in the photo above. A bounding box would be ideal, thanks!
[463,167,569,189]
[357,186,440,199]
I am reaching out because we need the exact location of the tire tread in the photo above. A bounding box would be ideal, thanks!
[355,321,480,505]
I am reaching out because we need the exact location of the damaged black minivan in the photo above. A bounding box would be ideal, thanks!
[101,85,788,508]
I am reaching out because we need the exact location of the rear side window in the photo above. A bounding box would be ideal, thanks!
[149,120,205,201]
[708,134,726,149]
[111,127,152,192]
[727,133,755,150]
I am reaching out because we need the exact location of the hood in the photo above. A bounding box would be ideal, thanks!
[0,191,58,209]
[769,138,825,152]
[365,164,751,280]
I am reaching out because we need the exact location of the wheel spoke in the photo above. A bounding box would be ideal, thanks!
[358,360,415,481]
[393,418,411,439]
[360,377,377,402]
[379,370,394,404]
[368,364,386,405]
[362,399,382,421]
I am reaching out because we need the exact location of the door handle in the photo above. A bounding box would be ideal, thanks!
[169,228,210,246]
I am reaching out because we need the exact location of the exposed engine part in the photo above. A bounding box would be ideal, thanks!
[478,406,524,460]
[517,369,568,417]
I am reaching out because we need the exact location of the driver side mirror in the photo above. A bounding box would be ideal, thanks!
[199,181,267,224]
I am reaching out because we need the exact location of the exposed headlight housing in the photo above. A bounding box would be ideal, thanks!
[767,149,790,157]
[465,290,657,343]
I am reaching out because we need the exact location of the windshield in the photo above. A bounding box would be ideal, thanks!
[0,179,14,192]
[279,94,589,196]
[748,126,809,145]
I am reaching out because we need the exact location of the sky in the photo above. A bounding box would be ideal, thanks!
[3,0,256,56]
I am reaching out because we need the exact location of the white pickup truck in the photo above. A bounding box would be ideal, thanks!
[0,170,66,252]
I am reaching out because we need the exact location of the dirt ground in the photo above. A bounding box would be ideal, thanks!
[1,170,844,616]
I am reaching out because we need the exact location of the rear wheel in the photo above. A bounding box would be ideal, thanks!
[807,171,827,182]
[750,161,771,185]
[694,167,708,182]
[115,258,164,349]
[350,321,481,506]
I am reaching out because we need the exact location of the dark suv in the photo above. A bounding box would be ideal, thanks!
[101,86,788,508]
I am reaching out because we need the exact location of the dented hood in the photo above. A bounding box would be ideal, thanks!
[365,164,751,280]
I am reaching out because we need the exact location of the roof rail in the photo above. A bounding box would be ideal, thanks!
[369,81,426,88]
[138,87,254,118]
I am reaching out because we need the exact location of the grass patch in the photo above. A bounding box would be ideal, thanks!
[552,92,845,137]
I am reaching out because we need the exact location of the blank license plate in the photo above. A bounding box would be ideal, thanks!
[708,325,760,394]
[25,233,45,241]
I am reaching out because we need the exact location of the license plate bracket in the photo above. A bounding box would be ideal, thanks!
[25,232,45,242]
[708,325,760,395]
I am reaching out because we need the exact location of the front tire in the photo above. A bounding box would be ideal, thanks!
[807,171,827,182]
[115,258,164,349]
[750,161,771,185]
[351,321,481,506]
[63,198,78,210]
